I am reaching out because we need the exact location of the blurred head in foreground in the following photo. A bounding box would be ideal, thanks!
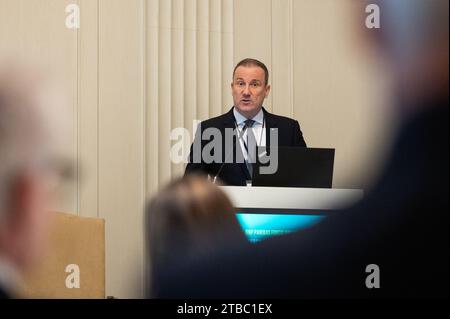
[145,175,246,296]
[364,0,448,112]
[0,62,71,297]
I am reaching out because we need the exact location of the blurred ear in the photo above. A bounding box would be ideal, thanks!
[1,171,53,270]
[6,173,34,233]
[0,173,33,263]
[264,85,271,98]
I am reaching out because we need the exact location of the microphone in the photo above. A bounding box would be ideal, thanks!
[213,133,237,184]
[213,127,244,184]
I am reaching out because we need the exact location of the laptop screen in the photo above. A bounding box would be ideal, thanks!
[236,209,327,243]
[253,146,335,188]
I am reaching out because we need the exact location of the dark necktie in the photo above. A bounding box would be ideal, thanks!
[243,119,257,179]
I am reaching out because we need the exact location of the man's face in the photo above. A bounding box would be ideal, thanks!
[231,66,271,119]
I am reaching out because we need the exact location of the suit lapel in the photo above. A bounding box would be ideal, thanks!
[222,107,236,128]
[263,107,276,149]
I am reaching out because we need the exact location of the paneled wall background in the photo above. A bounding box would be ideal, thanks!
[0,0,391,298]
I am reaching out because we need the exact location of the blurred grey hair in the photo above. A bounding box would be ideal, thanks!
[0,64,69,222]
[371,0,448,60]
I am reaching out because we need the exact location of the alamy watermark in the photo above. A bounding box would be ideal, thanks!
[169,121,280,175]
[65,4,80,29]
[365,264,381,289]
[366,4,381,29]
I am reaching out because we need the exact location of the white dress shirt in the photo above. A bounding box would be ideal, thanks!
[233,107,266,161]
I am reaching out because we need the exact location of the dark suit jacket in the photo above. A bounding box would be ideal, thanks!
[185,107,307,185]
[156,99,449,298]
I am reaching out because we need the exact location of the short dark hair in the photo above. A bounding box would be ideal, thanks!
[233,58,269,86]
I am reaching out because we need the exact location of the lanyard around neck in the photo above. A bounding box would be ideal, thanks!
[234,116,266,152]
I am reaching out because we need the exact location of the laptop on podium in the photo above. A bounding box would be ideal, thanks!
[252,147,335,188]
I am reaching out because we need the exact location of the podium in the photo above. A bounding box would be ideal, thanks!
[220,186,364,242]
[220,186,363,211]
[19,213,105,299]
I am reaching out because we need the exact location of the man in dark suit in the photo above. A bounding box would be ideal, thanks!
[154,0,448,298]
[185,58,306,186]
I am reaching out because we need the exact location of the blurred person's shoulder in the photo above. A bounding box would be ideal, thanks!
[0,287,10,299]
[402,97,449,139]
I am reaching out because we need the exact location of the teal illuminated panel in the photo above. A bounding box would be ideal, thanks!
[236,213,325,243]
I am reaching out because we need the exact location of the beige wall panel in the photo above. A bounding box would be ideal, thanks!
[158,0,173,185]
[292,0,390,188]
[221,0,234,113]
[0,0,79,214]
[271,0,293,117]
[146,0,160,195]
[171,0,186,178]
[98,0,145,298]
[79,0,99,218]
[144,1,159,292]
[209,0,223,118]
[184,0,198,152]
[197,0,210,120]
[233,0,273,111]
[146,0,235,183]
